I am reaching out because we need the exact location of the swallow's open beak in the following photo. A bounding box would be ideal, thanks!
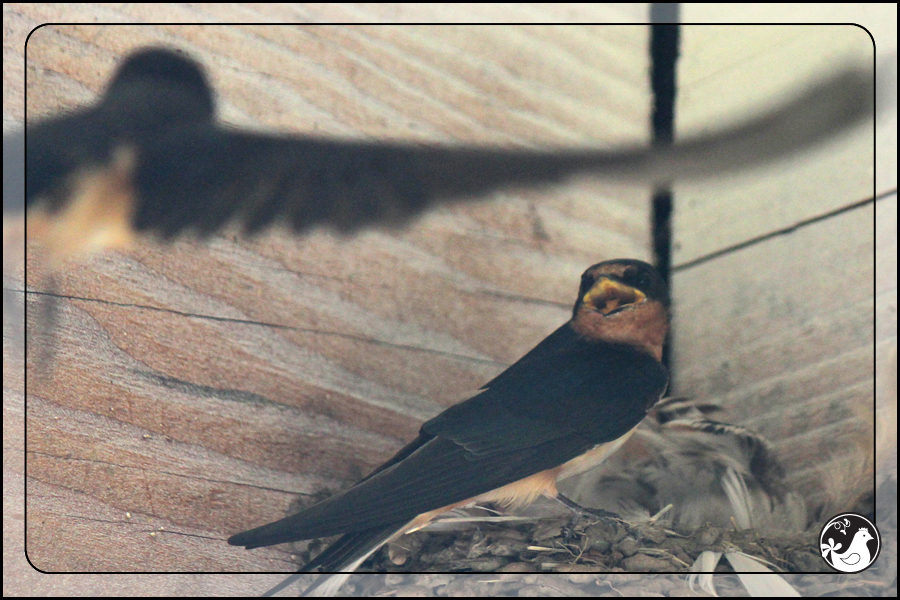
[583,277,646,316]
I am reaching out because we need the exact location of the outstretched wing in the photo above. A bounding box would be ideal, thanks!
[17,47,875,251]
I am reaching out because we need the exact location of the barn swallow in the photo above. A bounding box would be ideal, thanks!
[560,396,807,533]
[8,47,876,260]
[227,259,669,590]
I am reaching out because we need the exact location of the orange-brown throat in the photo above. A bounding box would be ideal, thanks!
[572,276,668,361]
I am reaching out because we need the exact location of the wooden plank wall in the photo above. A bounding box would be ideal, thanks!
[5,7,655,585]
[5,5,895,596]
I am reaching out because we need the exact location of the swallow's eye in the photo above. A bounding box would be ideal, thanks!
[624,267,651,290]
[579,273,595,296]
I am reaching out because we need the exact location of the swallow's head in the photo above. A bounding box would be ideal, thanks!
[571,259,669,360]
[23,48,217,259]
[102,46,216,127]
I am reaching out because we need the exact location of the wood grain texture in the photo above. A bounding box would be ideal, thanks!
[8,7,893,596]
[7,11,656,580]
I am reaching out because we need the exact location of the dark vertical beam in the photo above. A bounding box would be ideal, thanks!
[649,5,680,374]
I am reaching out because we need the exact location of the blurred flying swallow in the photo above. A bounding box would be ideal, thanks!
[4,47,876,260]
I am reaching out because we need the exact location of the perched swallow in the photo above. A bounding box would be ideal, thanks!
[560,396,807,533]
[228,259,669,589]
[10,47,875,259]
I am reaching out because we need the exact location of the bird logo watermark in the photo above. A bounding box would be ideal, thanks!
[820,513,881,573]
